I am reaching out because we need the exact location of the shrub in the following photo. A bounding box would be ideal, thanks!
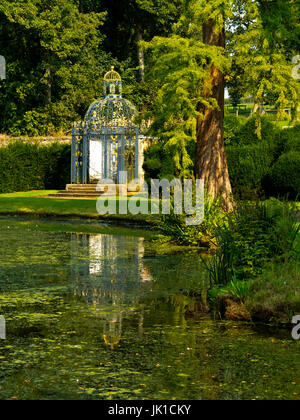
[280,124,300,153]
[155,196,225,247]
[143,142,177,181]
[0,141,70,193]
[264,152,300,199]
[226,143,276,196]
[234,116,280,146]
[209,278,253,303]
[204,200,299,286]
[224,115,247,145]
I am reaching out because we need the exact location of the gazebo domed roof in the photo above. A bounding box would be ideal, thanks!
[85,67,137,126]
[85,96,137,126]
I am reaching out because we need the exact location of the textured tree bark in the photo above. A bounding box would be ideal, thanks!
[195,20,233,211]
[136,26,145,83]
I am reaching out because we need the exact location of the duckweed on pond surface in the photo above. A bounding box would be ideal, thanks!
[0,217,299,400]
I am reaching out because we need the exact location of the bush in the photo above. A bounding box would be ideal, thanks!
[226,120,300,198]
[143,142,177,181]
[264,152,300,199]
[204,200,299,286]
[279,124,300,153]
[0,141,70,193]
[234,116,280,146]
[226,143,276,197]
[224,115,247,145]
[155,196,225,247]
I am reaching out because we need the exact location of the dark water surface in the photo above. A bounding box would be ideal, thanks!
[0,217,299,400]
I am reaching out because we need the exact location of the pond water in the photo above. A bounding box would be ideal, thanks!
[0,217,299,400]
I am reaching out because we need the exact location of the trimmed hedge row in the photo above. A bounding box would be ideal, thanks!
[2,121,299,198]
[226,143,276,196]
[263,152,300,199]
[0,141,70,193]
[226,121,300,199]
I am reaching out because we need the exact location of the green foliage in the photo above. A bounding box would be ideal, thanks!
[204,200,299,286]
[224,118,300,199]
[143,142,177,181]
[246,259,300,322]
[224,114,247,145]
[140,0,230,177]
[226,143,276,194]
[0,141,70,193]
[143,139,195,181]
[264,152,300,199]
[228,1,300,123]
[233,116,280,146]
[143,114,299,201]
[280,125,300,153]
[156,196,225,247]
[209,278,252,304]
[0,0,108,135]
[141,0,299,179]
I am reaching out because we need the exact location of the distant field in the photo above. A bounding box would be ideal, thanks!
[225,103,294,128]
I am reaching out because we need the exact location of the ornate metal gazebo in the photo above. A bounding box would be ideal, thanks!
[71,67,140,185]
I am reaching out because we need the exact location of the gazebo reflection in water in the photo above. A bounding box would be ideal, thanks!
[70,233,152,349]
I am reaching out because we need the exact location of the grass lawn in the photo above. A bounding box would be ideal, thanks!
[225,103,293,128]
[0,191,298,229]
[0,190,157,225]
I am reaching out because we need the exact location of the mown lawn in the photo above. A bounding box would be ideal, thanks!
[0,191,298,227]
[0,190,156,224]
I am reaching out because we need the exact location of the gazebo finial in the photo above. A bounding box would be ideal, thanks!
[103,66,122,97]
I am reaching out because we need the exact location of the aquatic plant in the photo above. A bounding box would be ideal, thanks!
[205,199,300,286]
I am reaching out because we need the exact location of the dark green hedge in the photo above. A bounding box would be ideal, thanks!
[225,122,300,198]
[0,141,70,193]
[236,116,279,146]
[224,115,248,145]
[224,116,281,147]
[263,152,300,199]
[143,143,177,181]
[280,125,300,153]
[226,143,276,196]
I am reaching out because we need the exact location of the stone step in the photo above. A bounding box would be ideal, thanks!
[66,186,101,191]
[47,183,142,199]
[66,184,131,188]
[48,193,116,199]
[57,191,102,196]
[64,189,104,193]
[67,184,129,193]
[66,184,98,188]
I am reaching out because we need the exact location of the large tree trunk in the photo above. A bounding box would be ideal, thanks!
[136,26,145,83]
[195,20,233,211]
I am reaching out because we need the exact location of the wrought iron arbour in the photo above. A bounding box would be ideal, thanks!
[71,67,139,184]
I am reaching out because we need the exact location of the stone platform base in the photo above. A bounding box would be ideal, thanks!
[48,184,140,199]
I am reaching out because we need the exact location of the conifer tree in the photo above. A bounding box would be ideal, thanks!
[143,0,234,209]
[143,0,300,210]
